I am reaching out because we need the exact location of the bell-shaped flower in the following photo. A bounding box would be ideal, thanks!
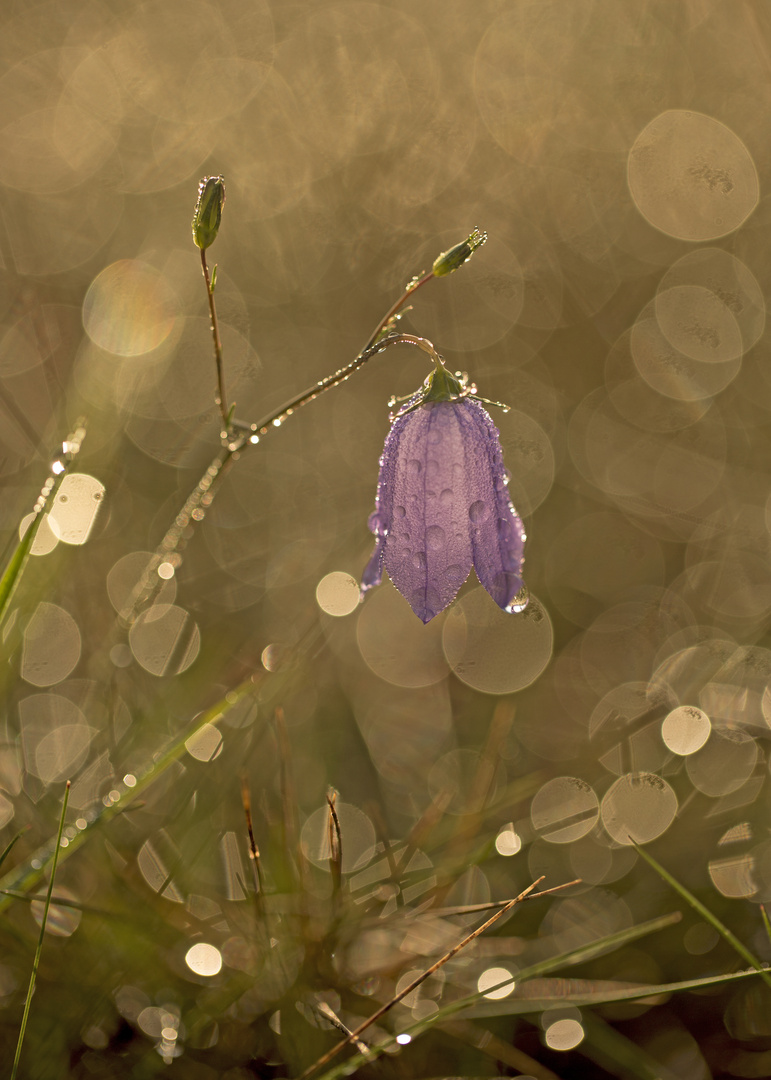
[361,361,527,623]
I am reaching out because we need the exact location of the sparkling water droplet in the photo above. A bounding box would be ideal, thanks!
[368,511,386,536]
[506,583,530,614]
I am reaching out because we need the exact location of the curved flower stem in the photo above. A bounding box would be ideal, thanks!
[230,332,437,440]
[361,269,435,352]
[129,295,441,623]
[201,247,229,431]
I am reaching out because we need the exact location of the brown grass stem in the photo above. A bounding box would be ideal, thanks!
[295,875,546,1080]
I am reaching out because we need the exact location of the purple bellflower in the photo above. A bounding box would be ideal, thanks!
[361,360,527,623]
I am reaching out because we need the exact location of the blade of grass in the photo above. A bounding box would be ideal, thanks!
[579,1010,682,1080]
[444,1019,564,1080]
[314,966,766,1080]
[760,904,771,946]
[327,790,343,899]
[514,910,683,984]
[631,840,771,990]
[454,966,769,1017]
[0,828,28,873]
[313,911,681,1079]
[10,781,70,1080]
[0,675,259,912]
[296,875,548,1080]
[0,422,86,633]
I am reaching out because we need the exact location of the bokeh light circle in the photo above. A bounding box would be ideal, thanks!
[661,705,711,756]
[686,728,757,797]
[31,885,82,938]
[357,585,448,688]
[601,773,678,845]
[316,571,360,616]
[654,285,743,364]
[530,777,599,844]
[627,110,759,240]
[185,943,223,977]
[544,1018,585,1051]
[128,605,200,677]
[477,966,515,1000]
[83,260,177,356]
[300,802,376,874]
[442,587,553,694]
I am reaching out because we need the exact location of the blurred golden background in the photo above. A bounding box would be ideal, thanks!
[3,1,771,1077]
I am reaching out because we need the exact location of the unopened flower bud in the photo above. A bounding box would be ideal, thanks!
[192,176,225,250]
[432,227,487,277]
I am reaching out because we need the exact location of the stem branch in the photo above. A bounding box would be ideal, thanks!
[201,247,228,430]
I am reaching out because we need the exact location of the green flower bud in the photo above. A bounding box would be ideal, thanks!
[192,176,225,250]
[432,227,487,276]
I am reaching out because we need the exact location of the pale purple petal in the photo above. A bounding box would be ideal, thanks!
[458,400,526,611]
[382,403,474,622]
[359,420,404,598]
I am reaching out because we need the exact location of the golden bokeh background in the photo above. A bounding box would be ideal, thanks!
[3,1,771,1076]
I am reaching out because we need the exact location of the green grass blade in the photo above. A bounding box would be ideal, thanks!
[0,674,259,912]
[307,910,680,1080]
[579,1011,685,1080]
[632,841,771,990]
[0,828,27,873]
[454,966,766,1017]
[313,967,766,1080]
[0,517,40,632]
[513,910,682,984]
[10,781,70,1080]
[0,421,86,633]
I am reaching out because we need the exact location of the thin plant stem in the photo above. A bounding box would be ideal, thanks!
[11,781,71,1080]
[760,904,771,946]
[295,876,546,1080]
[230,331,437,439]
[201,247,228,429]
[360,269,434,352]
[122,331,440,625]
[315,1003,369,1056]
[240,775,265,913]
[445,1019,563,1080]
[0,421,86,632]
[326,791,343,898]
[632,841,771,990]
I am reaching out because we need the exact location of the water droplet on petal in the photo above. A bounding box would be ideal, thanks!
[412,551,427,569]
[395,505,406,518]
[440,488,454,506]
[469,501,490,523]
[445,564,466,585]
[407,459,422,477]
[426,525,445,550]
[368,511,386,536]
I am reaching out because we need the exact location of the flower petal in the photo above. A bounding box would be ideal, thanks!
[359,421,404,600]
[383,403,474,622]
[456,401,526,611]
